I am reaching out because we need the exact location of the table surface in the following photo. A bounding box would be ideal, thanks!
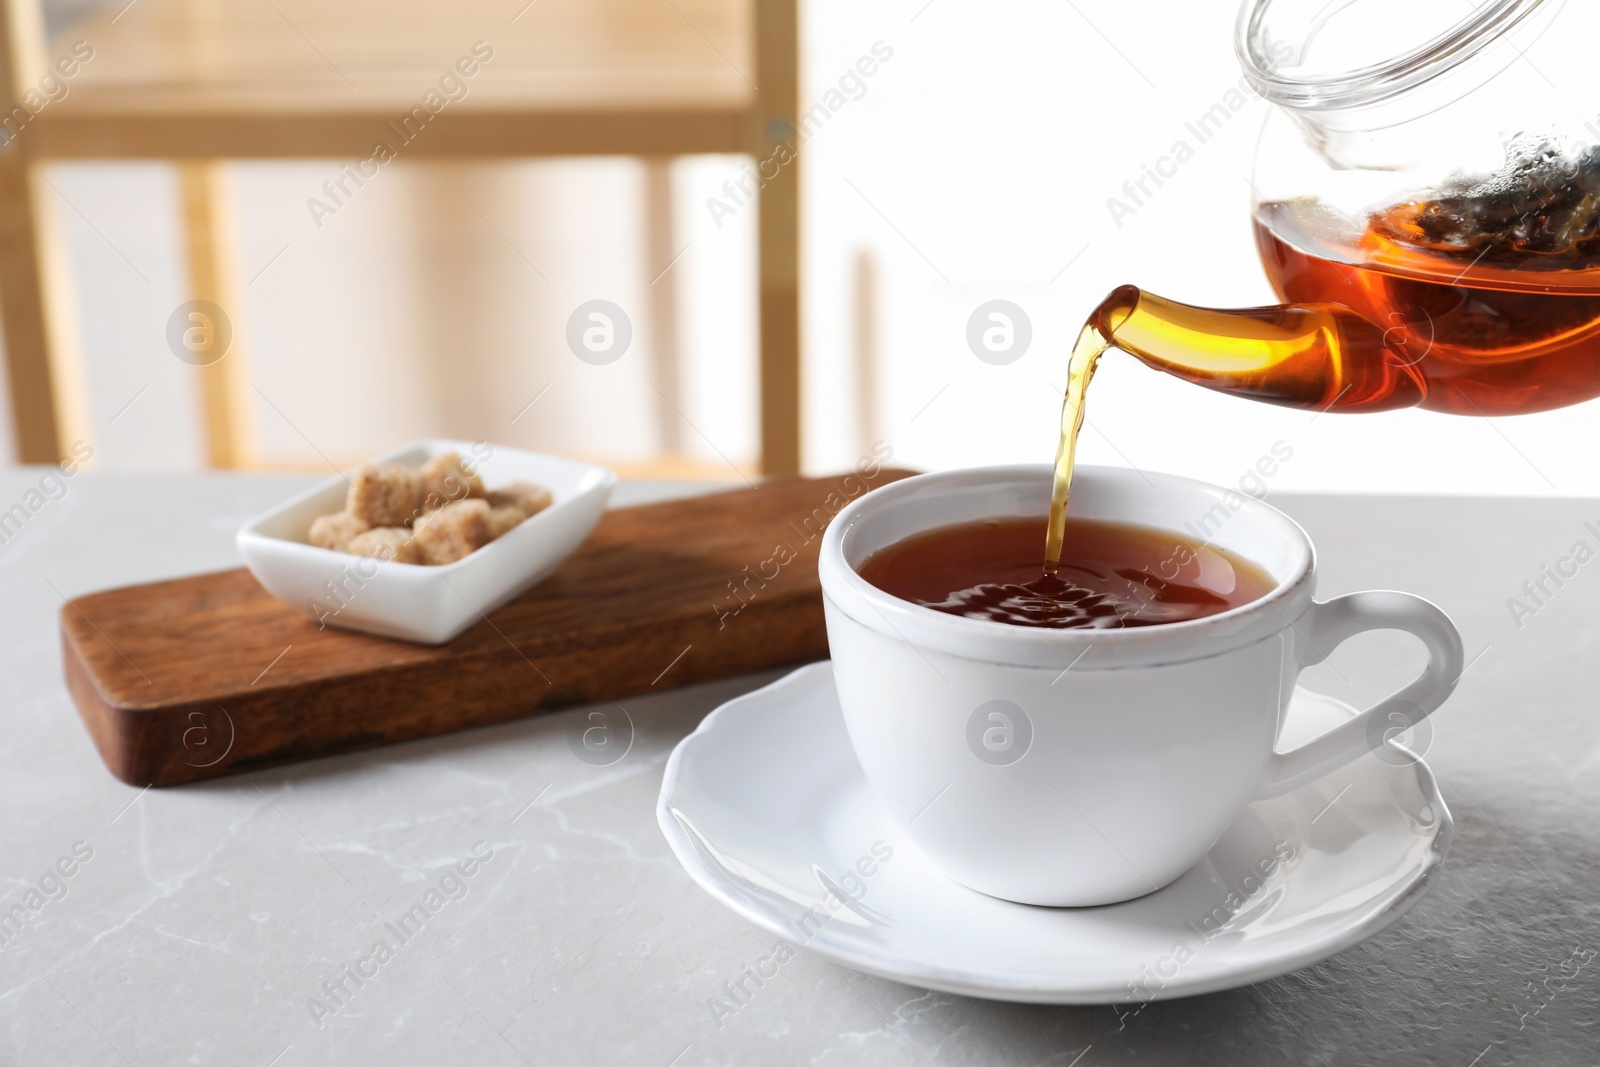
[0,471,1595,1067]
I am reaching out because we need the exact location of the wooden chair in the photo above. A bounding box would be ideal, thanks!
[0,0,801,474]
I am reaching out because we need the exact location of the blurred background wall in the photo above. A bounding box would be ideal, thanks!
[3,0,1592,496]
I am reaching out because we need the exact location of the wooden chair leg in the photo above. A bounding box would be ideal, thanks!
[178,160,255,469]
[755,0,801,477]
[853,248,880,455]
[0,152,87,464]
[643,158,683,456]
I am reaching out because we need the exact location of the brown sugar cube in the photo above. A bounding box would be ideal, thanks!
[347,526,421,564]
[348,464,424,527]
[412,499,493,565]
[309,511,368,552]
[419,451,486,511]
[486,480,553,519]
[486,504,527,540]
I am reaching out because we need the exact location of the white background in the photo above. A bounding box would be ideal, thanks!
[3,0,1590,497]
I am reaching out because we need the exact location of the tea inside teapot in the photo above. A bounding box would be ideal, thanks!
[1044,145,1600,573]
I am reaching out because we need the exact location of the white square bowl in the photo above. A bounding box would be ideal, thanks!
[236,439,616,644]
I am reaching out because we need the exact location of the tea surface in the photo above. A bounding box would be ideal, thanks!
[860,516,1273,630]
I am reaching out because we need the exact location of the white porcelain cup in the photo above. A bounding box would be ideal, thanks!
[819,465,1463,907]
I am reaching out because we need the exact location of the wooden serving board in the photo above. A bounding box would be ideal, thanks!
[62,469,914,786]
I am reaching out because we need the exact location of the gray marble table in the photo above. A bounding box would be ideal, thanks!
[0,471,1595,1066]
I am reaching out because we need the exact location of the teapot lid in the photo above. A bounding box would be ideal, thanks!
[1236,0,1554,111]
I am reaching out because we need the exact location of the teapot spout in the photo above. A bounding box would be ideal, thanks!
[1091,285,1426,413]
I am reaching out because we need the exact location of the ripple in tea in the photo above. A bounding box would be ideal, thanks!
[859,516,1273,630]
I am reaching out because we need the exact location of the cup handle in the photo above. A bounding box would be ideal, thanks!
[1257,591,1464,799]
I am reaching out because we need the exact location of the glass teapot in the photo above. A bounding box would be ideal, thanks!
[1089,0,1600,416]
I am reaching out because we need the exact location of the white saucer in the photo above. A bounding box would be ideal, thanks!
[657,662,1451,1004]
